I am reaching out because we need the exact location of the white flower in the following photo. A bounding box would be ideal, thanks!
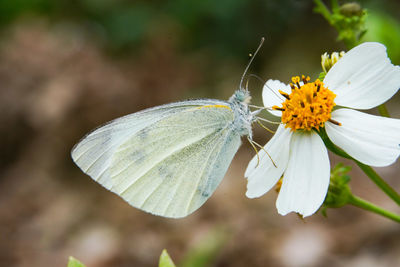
[246,42,400,217]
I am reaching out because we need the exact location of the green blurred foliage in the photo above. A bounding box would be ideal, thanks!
[159,250,177,267]
[0,0,53,25]
[0,0,307,56]
[180,227,228,267]
[364,11,400,64]
[2,0,399,62]
[0,1,399,58]
[159,227,228,267]
[67,256,86,267]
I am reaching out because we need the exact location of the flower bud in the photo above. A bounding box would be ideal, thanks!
[339,2,363,17]
[321,163,352,216]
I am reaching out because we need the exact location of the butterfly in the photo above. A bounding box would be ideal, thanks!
[71,38,265,218]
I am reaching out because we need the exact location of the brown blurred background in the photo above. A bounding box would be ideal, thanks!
[1,1,400,266]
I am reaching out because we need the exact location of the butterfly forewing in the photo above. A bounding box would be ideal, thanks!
[71,100,226,189]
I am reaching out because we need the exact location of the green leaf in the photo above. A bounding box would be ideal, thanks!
[180,227,228,267]
[159,249,177,267]
[67,256,86,267]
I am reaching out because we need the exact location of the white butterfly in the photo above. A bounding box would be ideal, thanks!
[71,39,265,218]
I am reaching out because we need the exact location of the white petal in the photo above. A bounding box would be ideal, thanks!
[276,131,330,217]
[245,124,292,198]
[326,108,400,167]
[324,42,400,109]
[262,79,291,117]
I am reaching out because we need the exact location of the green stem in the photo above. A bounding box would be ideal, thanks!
[318,128,400,206]
[348,194,400,223]
[378,104,391,117]
[330,0,339,12]
[355,162,400,206]
[313,0,332,22]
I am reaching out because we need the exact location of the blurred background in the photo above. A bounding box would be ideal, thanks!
[1,0,400,266]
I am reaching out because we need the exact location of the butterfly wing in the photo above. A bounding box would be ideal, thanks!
[71,100,242,218]
[72,101,210,189]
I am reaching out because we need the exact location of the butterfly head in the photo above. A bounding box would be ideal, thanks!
[231,89,251,104]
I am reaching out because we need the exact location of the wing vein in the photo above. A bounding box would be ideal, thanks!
[184,127,231,214]
[159,125,229,216]
[115,121,226,155]
[116,126,226,195]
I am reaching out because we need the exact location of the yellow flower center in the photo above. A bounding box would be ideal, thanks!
[273,75,339,131]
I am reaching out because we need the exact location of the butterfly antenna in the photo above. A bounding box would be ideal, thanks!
[247,137,261,168]
[247,73,266,85]
[245,74,266,92]
[240,37,265,92]
[245,77,250,92]
[264,81,285,102]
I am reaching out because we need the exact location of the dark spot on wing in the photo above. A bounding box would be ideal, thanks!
[158,165,167,176]
[201,191,210,197]
[158,165,173,180]
[139,128,149,140]
[130,150,146,164]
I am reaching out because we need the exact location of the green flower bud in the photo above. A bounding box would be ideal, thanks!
[340,2,363,17]
[321,163,352,216]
